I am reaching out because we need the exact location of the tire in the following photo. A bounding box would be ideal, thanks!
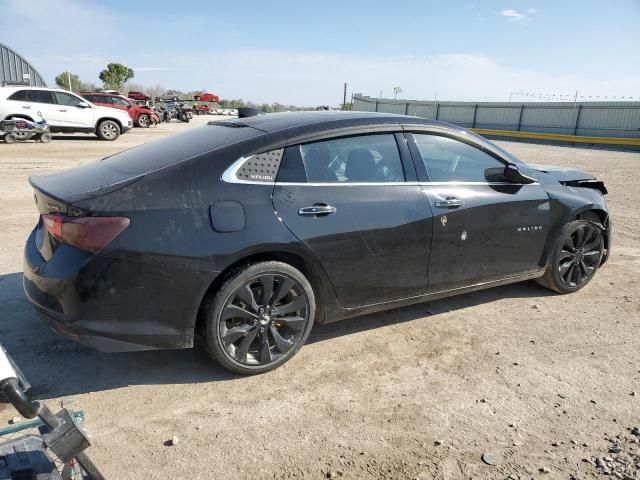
[137,114,150,128]
[195,96,200,101]
[3,133,17,144]
[39,132,52,143]
[204,261,315,375]
[536,219,605,294]
[96,120,120,141]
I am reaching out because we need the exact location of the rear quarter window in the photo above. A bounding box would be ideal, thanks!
[7,90,28,101]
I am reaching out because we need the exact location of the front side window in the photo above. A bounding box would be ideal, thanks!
[26,90,55,104]
[412,134,505,183]
[299,134,404,183]
[112,96,130,107]
[55,91,83,106]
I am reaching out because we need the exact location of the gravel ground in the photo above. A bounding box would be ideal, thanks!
[0,116,638,480]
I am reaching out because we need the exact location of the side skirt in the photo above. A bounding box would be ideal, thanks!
[321,269,546,324]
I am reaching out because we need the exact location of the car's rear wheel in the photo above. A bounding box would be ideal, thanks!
[137,114,150,128]
[537,219,604,293]
[204,261,315,375]
[96,120,120,141]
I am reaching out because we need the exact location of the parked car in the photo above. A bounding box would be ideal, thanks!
[81,92,159,127]
[127,91,150,101]
[194,92,219,102]
[23,112,610,375]
[156,91,181,102]
[193,104,212,115]
[0,86,132,140]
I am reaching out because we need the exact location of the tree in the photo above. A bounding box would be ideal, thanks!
[99,63,134,91]
[54,72,83,92]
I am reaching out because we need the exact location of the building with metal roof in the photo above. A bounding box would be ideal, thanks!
[0,41,47,87]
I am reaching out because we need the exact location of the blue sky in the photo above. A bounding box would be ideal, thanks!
[1,0,639,104]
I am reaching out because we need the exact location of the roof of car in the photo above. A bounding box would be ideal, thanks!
[215,110,458,135]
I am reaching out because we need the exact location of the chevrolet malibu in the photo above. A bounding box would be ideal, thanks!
[23,111,611,374]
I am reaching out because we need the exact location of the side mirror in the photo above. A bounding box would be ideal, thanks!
[504,163,536,184]
[76,102,90,109]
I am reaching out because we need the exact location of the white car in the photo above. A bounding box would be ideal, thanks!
[0,86,133,140]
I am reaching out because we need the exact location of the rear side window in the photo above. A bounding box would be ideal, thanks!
[55,92,82,106]
[27,90,55,104]
[8,90,27,101]
[295,134,404,183]
[412,134,505,183]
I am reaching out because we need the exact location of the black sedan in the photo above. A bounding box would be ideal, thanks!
[23,111,611,374]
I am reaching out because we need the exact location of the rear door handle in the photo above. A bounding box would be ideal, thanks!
[434,197,465,208]
[59,109,67,112]
[22,106,31,109]
[298,205,337,216]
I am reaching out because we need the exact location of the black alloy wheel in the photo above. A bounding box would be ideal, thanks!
[537,219,604,293]
[205,261,315,374]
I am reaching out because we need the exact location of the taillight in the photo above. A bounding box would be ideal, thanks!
[42,215,130,253]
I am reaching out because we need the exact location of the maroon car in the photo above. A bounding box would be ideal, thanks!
[82,92,159,127]
[127,91,150,101]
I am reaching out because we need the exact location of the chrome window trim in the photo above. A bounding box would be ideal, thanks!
[224,156,540,187]
[272,181,539,187]
[273,182,421,187]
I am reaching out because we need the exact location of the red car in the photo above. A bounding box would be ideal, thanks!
[127,91,150,101]
[194,92,219,102]
[81,92,159,127]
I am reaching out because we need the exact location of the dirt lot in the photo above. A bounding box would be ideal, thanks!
[1,116,638,480]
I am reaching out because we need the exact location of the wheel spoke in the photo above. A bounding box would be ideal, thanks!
[269,325,294,353]
[582,238,600,252]
[564,235,576,252]
[571,263,580,285]
[273,295,306,316]
[235,328,258,363]
[258,331,272,363]
[580,259,594,276]
[562,262,576,284]
[259,275,274,308]
[222,304,259,321]
[559,260,573,276]
[558,250,573,262]
[270,278,294,306]
[235,284,259,312]
[274,316,306,330]
[574,226,585,248]
[222,324,255,346]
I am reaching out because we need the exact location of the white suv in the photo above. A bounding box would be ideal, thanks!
[0,86,133,140]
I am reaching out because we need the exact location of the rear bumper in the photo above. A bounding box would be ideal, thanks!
[23,228,217,352]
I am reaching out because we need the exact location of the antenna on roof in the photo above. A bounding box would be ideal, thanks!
[237,108,263,118]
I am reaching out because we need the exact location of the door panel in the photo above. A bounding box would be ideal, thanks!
[423,183,551,290]
[407,132,552,291]
[273,184,433,307]
[54,91,94,127]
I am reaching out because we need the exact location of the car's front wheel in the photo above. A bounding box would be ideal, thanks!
[204,261,315,375]
[137,114,150,128]
[537,219,605,293]
[96,120,120,141]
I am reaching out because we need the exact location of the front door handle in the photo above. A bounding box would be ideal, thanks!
[59,109,67,112]
[298,204,337,216]
[22,106,31,109]
[434,197,465,208]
